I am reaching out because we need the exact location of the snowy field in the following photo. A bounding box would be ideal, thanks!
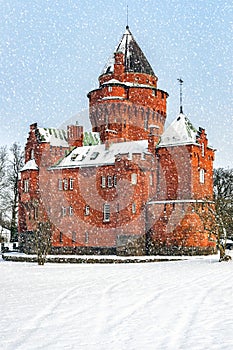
[1,253,233,350]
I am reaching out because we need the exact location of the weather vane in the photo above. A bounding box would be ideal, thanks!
[177,78,183,114]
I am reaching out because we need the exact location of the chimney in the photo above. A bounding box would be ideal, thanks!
[67,125,84,148]
[148,125,160,153]
[30,123,37,131]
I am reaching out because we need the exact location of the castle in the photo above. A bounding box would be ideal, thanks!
[18,26,216,256]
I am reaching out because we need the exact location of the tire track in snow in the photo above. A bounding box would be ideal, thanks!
[92,269,216,345]
[8,284,85,350]
[157,269,232,350]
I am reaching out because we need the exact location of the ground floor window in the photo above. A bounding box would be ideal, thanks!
[103,203,110,222]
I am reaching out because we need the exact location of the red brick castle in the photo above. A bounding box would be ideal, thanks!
[18,26,216,255]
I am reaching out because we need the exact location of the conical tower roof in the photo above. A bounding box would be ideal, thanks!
[101,26,156,77]
[158,113,198,147]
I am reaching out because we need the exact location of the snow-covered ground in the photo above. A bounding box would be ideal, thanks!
[1,253,233,350]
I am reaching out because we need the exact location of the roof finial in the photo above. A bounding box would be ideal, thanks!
[126,4,129,29]
[177,78,184,114]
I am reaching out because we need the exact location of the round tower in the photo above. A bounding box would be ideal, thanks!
[87,26,168,143]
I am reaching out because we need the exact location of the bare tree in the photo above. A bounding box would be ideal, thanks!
[7,143,24,242]
[0,146,10,230]
[195,168,233,261]
[35,222,52,265]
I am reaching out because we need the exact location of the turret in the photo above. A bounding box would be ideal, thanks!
[87,26,168,144]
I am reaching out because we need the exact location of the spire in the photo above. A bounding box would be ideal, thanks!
[177,78,183,114]
[101,27,156,77]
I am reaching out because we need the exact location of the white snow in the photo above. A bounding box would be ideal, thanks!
[1,253,233,350]
[38,127,69,147]
[159,113,198,147]
[20,159,38,172]
[53,140,149,168]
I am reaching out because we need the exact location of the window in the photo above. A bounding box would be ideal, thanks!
[84,205,90,216]
[59,232,63,243]
[101,176,106,188]
[30,149,34,159]
[113,175,117,187]
[201,143,205,157]
[23,179,29,193]
[164,203,167,213]
[116,203,120,213]
[107,176,112,188]
[69,178,74,190]
[103,203,110,222]
[131,173,137,185]
[85,231,89,244]
[34,206,38,220]
[149,173,153,186]
[90,152,99,160]
[132,203,136,214]
[62,206,66,217]
[58,179,63,191]
[72,231,76,243]
[108,86,112,92]
[200,169,205,184]
[69,206,73,216]
[64,179,68,191]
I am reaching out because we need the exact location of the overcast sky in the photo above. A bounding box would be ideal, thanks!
[1,0,232,168]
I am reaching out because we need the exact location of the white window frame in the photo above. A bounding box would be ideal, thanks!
[62,206,66,217]
[84,205,90,216]
[107,176,113,188]
[103,203,110,222]
[113,175,117,187]
[131,173,137,185]
[24,179,29,193]
[58,179,63,191]
[64,179,68,191]
[85,231,89,244]
[69,178,74,190]
[30,149,34,160]
[72,231,76,243]
[200,168,205,184]
[132,203,136,214]
[69,206,73,216]
[149,173,153,186]
[201,143,205,157]
[101,176,106,188]
[34,206,38,220]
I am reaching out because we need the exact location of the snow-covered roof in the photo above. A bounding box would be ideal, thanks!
[102,79,156,89]
[20,159,38,172]
[51,140,149,169]
[36,127,100,147]
[37,127,68,147]
[158,113,198,147]
[101,26,155,77]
